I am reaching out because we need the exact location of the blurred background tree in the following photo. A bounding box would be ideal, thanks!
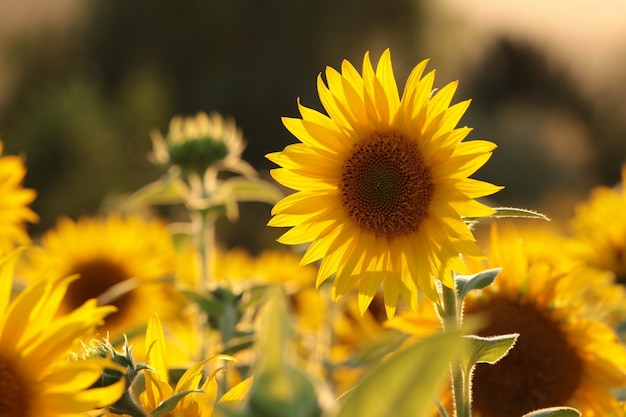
[1,0,626,251]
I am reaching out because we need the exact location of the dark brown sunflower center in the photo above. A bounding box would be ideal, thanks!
[0,358,28,417]
[339,131,433,239]
[466,298,584,417]
[66,258,134,327]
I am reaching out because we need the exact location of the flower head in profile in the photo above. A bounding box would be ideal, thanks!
[462,225,626,416]
[19,214,182,338]
[101,314,251,417]
[151,112,255,180]
[267,49,501,317]
[0,140,39,249]
[570,163,626,282]
[0,249,124,417]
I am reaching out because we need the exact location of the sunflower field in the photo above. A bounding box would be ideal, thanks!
[2,2,626,417]
[2,48,626,417]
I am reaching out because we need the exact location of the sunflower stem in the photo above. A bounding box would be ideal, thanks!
[190,171,217,362]
[440,283,471,417]
[196,210,215,293]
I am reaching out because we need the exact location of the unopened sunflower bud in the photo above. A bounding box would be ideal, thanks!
[150,112,252,179]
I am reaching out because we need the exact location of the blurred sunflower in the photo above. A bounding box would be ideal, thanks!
[570,163,626,282]
[327,291,402,395]
[252,249,318,291]
[151,112,255,182]
[19,215,181,338]
[267,49,501,317]
[0,140,38,249]
[0,249,124,417]
[476,220,626,322]
[464,225,626,416]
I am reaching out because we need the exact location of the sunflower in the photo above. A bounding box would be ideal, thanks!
[463,225,626,416]
[480,220,626,325]
[150,112,255,181]
[267,49,502,317]
[0,249,125,417]
[328,291,398,394]
[252,249,318,291]
[0,140,39,250]
[101,314,250,417]
[19,214,181,338]
[570,163,626,282]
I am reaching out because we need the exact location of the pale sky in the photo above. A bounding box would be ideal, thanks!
[441,0,626,84]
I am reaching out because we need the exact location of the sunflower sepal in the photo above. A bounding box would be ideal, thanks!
[521,406,581,417]
[94,337,152,417]
[455,268,501,303]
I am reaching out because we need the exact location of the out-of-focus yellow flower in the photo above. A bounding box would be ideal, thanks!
[0,141,38,250]
[466,225,626,416]
[611,401,626,417]
[174,243,250,289]
[248,250,327,345]
[0,249,124,417]
[328,292,400,395]
[19,214,183,338]
[385,297,442,339]
[392,224,626,416]
[267,49,501,318]
[570,163,626,282]
[252,249,318,292]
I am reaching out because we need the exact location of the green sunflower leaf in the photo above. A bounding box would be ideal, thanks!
[455,268,501,301]
[461,333,518,372]
[246,287,321,417]
[121,177,186,210]
[150,389,203,417]
[223,176,283,204]
[463,207,550,225]
[180,288,225,317]
[333,329,464,417]
[216,176,283,220]
[490,207,550,220]
[521,406,581,417]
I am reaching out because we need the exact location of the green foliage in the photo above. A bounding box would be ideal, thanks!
[455,268,501,302]
[244,287,321,417]
[221,176,283,205]
[218,176,283,221]
[182,286,254,352]
[489,207,550,220]
[122,178,187,211]
[461,334,518,371]
[333,329,464,417]
[151,389,203,417]
[464,207,549,226]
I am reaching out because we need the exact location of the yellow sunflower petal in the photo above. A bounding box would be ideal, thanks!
[145,314,168,380]
[40,377,125,412]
